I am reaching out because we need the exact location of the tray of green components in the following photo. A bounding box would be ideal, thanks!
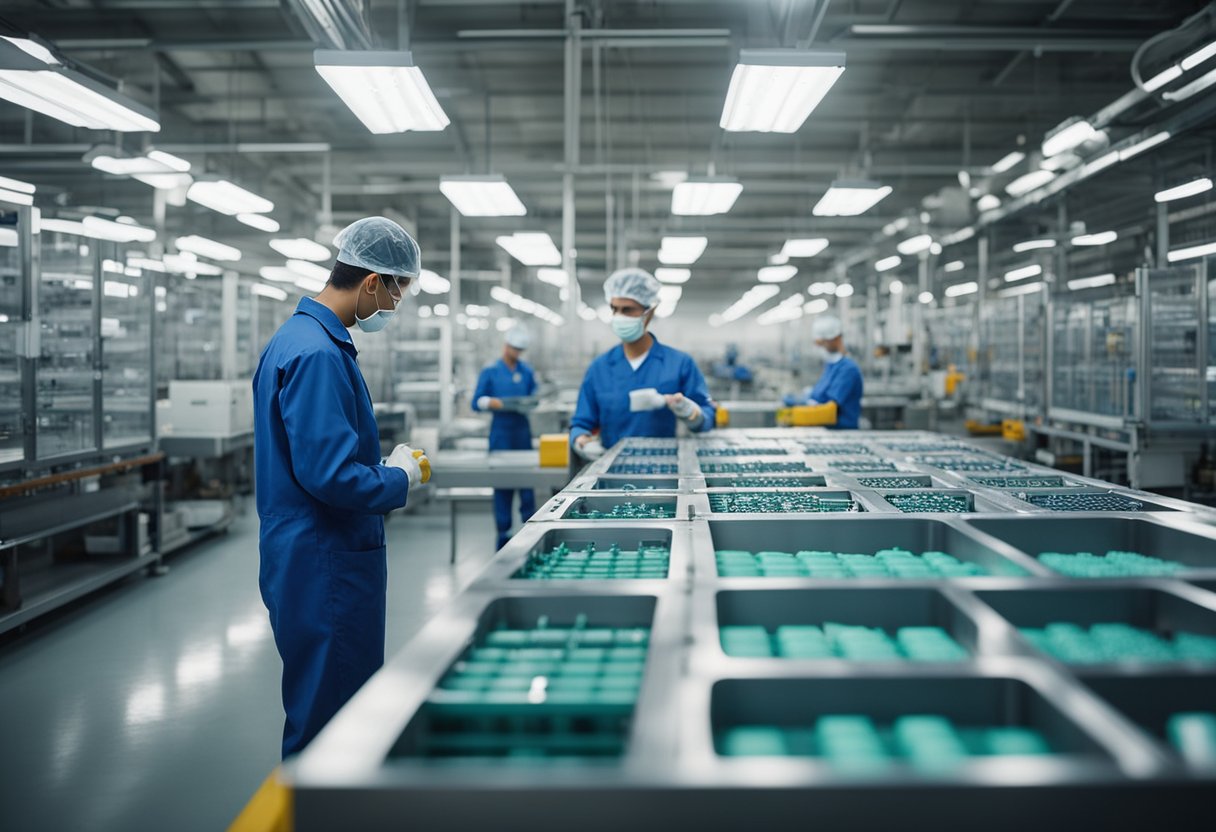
[715,589,975,661]
[606,461,679,476]
[711,677,1111,770]
[699,460,809,474]
[561,495,679,520]
[703,474,828,489]
[514,541,671,581]
[1083,676,1216,769]
[880,490,984,514]
[708,518,1034,578]
[390,595,655,760]
[583,475,682,491]
[802,443,872,456]
[975,587,1216,666]
[916,456,1027,473]
[697,446,789,457]
[708,490,861,514]
[829,459,900,473]
[855,475,935,489]
[616,445,677,457]
[881,442,971,454]
[968,475,1076,489]
[1015,490,1176,513]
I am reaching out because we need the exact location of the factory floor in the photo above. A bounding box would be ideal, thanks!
[0,495,512,832]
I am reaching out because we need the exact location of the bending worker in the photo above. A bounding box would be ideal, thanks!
[254,216,431,758]
[471,324,538,549]
[783,312,864,429]
[571,268,715,460]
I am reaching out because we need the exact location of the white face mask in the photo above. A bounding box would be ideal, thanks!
[611,313,647,343]
[355,278,398,333]
[815,345,843,364]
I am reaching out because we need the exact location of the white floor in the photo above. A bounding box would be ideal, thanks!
[0,497,506,832]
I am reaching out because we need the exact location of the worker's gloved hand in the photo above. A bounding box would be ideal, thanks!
[574,434,605,460]
[665,393,701,422]
[385,443,431,487]
[628,387,667,412]
[477,396,504,411]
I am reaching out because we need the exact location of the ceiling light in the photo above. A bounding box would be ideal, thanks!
[719,49,845,133]
[835,284,854,298]
[175,235,240,261]
[918,291,934,304]
[1004,264,1042,282]
[945,281,978,298]
[314,49,448,134]
[252,284,288,301]
[1005,169,1056,197]
[655,268,691,284]
[1040,153,1080,172]
[440,175,526,217]
[237,213,281,233]
[294,277,327,294]
[270,237,330,262]
[896,234,933,255]
[875,255,901,272]
[1167,241,1216,262]
[86,146,191,189]
[0,174,35,206]
[944,260,965,273]
[888,279,904,295]
[1182,39,1216,71]
[496,232,562,266]
[41,218,88,236]
[1144,65,1182,92]
[287,259,330,281]
[1013,239,1056,253]
[127,256,166,273]
[1083,151,1119,176]
[719,284,780,323]
[187,178,273,216]
[489,284,564,326]
[999,281,1044,298]
[758,264,798,283]
[990,151,1025,174]
[418,269,451,294]
[658,235,708,265]
[976,194,1001,211]
[658,286,683,302]
[1155,178,1213,203]
[671,178,742,216]
[1071,231,1117,246]
[780,238,829,258]
[259,267,298,283]
[1117,131,1170,161]
[1166,66,1216,102]
[813,180,892,216]
[162,252,222,276]
[536,268,569,287]
[803,298,829,315]
[0,36,160,132]
[769,253,790,265]
[757,293,807,325]
[930,242,942,255]
[83,215,155,243]
[1042,117,1096,158]
[1068,273,1116,291]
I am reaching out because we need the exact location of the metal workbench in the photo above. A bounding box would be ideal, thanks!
[429,450,572,491]
[289,430,1216,830]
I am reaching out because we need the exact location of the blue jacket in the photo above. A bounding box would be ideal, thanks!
[570,334,715,449]
[802,355,864,429]
[471,357,537,450]
[253,296,409,757]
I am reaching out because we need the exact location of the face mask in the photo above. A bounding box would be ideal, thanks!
[815,345,844,364]
[611,313,647,343]
[355,279,397,333]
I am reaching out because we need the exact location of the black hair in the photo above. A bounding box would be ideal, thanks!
[329,260,374,290]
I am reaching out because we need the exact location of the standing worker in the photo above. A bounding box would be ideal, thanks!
[472,324,538,549]
[571,268,715,460]
[253,216,432,758]
[782,313,864,429]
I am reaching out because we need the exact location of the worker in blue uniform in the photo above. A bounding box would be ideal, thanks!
[471,324,538,549]
[254,216,432,758]
[571,268,715,460]
[782,313,864,429]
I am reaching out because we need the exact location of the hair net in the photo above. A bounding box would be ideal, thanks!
[811,313,844,341]
[504,324,531,350]
[603,268,661,309]
[333,216,420,277]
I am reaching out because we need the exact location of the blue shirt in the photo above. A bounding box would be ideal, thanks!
[570,334,715,449]
[471,357,537,450]
[808,355,864,430]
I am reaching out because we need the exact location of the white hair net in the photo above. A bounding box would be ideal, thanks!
[505,324,531,350]
[333,216,420,277]
[603,268,661,309]
[811,313,843,341]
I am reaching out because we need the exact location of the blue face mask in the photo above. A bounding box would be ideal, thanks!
[355,279,398,333]
[611,313,647,343]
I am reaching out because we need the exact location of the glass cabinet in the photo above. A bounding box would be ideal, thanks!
[1139,264,1209,427]
[0,209,25,466]
[1050,290,1136,423]
[100,255,153,449]
[37,229,96,459]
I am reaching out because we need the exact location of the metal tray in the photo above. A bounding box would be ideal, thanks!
[703,488,868,516]
[537,493,689,522]
[1007,488,1181,513]
[474,523,685,585]
[874,488,1021,514]
[1081,674,1216,771]
[570,474,685,492]
[701,474,829,489]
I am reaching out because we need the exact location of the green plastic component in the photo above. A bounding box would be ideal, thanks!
[570,500,676,520]
[1021,622,1216,664]
[714,549,988,579]
[515,542,672,580]
[1037,550,1185,578]
[1024,492,1146,512]
[884,491,973,514]
[720,623,967,662]
[709,492,859,514]
[701,460,809,474]
[1167,712,1216,767]
[719,727,789,756]
[857,476,932,489]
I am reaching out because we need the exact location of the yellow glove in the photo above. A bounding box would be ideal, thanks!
[412,449,431,484]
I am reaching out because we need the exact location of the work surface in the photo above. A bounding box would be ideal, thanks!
[429,450,571,491]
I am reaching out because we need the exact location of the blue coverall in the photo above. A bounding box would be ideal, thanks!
[570,335,716,449]
[253,297,410,758]
[787,355,864,429]
[471,358,538,548]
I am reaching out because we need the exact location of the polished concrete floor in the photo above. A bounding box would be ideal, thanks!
[0,496,510,832]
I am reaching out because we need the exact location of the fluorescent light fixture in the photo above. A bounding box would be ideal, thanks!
[945,281,978,297]
[1144,65,1183,92]
[1155,177,1213,203]
[0,37,160,132]
[1071,231,1117,246]
[990,151,1025,173]
[758,264,798,283]
[1013,239,1056,253]
[259,267,298,283]
[780,238,829,258]
[418,269,451,294]
[655,267,691,284]
[769,253,789,265]
[720,284,780,323]
[496,232,562,266]
[41,218,88,236]
[918,291,934,304]
[295,277,327,294]
[930,242,942,255]
[1082,151,1119,176]
[1004,264,1042,282]
[0,174,35,206]
[1117,131,1170,161]
[813,180,892,216]
[658,286,683,302]
[87,147,191,189]
[896,234,933,256]
[999,281,1044,298]
[127,257,165,273]
[875,255,901,272]
[658,236,708,265]
[488,284,564,326]
[836,284,855,298]
[671,178,742,216]
[944,260,965,273]
[808,281,837,296]
[1042,117,1096,158]
[888,279,904,295]
[1068,273,1116,291]
[83,216,155,243]
[439,175,527,217]
[719,49,845,133]
[757,293,807,325]
[237,213,281,233]
[434,303,450,317]
[162,252,222,276]
[1182,39,1216,71]
[314,50,448,134]
[1005,169,1056,197]
[187,178,273,216]
[287,259,331,281]
[1040,152,1080,172]
[1167,241,1216,262]
[803,298,829,315]
[270,237,330,262]
[976,194,1001,211]
[252,284,288,301]
[536,268,569,287]
[175,235,240,261]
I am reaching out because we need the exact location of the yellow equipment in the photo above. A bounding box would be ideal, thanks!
[539,434,570,467]
[777,401,838,427]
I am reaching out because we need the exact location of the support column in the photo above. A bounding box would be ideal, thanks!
[220,271,238,380]
[1156,202,1169,267]
[561,0,582,325]
[439,207,459,425]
